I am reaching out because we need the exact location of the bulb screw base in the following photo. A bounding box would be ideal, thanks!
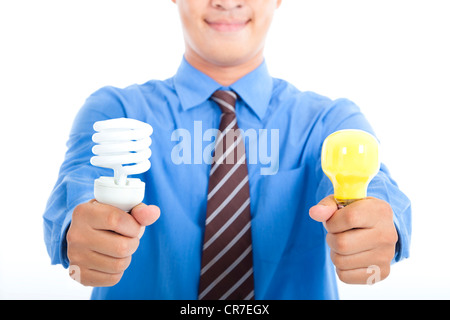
[335,198,360,209]
[94,176,145,212]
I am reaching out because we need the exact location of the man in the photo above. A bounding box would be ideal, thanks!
[43,0,411,299]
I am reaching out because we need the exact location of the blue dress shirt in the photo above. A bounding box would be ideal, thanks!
[43,57,411,299]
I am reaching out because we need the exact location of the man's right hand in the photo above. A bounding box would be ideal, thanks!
[66,199,160,287]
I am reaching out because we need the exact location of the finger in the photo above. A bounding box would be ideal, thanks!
[326,228,379,255]
[324,198,378,234]
[90,201,143,238]
[84,251,132,275]
[330,248,388,271]
[336,264,390,285]
[73,267,124,287]
[90,230,140,258]
[131,203,161,227]
[309,195,338,223]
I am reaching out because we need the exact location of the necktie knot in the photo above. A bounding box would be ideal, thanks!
[211,90,237,114]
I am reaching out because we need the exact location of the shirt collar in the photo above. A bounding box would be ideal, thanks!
[174,56,273,120]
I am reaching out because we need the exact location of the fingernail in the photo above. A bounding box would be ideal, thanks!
[138,226,146,239]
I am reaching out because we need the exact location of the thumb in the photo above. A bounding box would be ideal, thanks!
[130,203,161,227]
[309,195,338,223]
[131,203,160,239]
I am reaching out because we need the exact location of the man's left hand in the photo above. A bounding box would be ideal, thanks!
[309,195,398,284]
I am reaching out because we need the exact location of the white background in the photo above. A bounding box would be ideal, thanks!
[1,0,449,299]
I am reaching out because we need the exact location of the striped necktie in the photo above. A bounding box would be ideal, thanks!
[198,90,255,300]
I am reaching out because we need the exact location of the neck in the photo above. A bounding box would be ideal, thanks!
[184,51,264,87]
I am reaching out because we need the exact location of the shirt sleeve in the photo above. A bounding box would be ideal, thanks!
[314,97,412,263]
[43,87,127,267]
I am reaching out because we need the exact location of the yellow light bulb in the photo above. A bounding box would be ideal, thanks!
[321,129,380,207]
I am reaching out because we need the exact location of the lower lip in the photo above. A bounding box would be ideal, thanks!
[207,21,248,32]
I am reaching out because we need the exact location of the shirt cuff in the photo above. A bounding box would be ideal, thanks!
[59,212,73,269]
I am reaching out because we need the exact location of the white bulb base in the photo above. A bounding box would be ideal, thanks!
[94,176,145,212]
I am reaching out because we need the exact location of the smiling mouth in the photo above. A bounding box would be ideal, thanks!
[205,19,250,32]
